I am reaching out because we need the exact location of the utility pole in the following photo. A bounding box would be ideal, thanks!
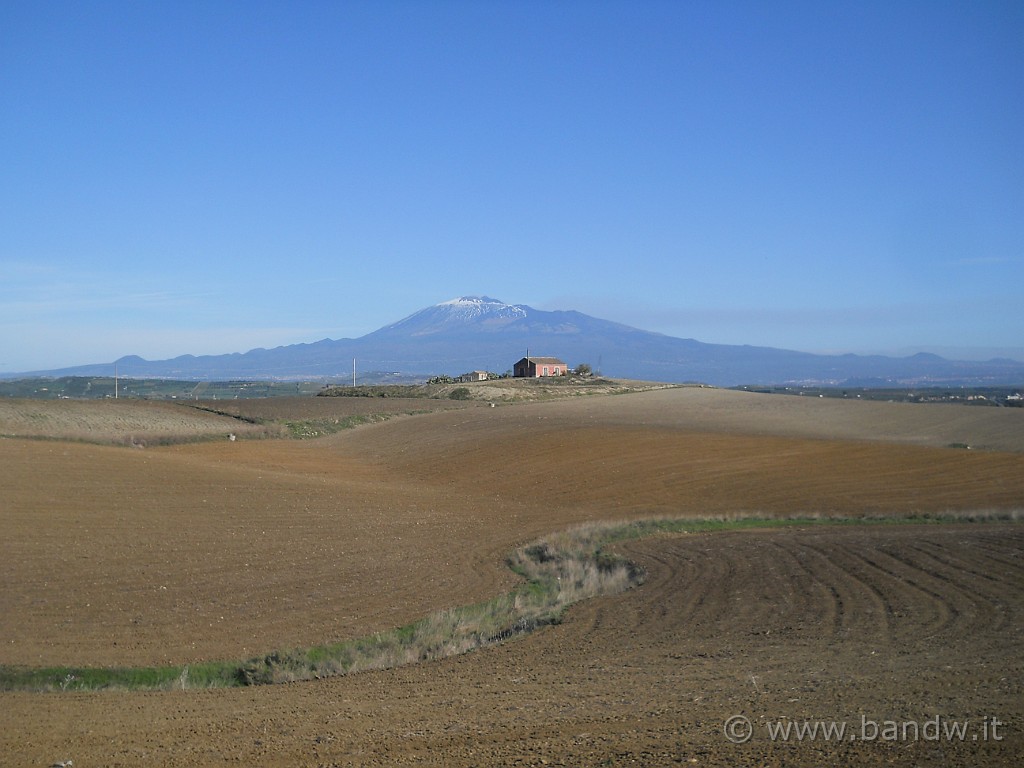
[352,358,356,387]
[114,363,118,399]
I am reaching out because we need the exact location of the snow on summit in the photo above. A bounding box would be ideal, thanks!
[372,296,527,337]
[436,297,527,320]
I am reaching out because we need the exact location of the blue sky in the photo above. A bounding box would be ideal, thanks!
[2,0,1022,372]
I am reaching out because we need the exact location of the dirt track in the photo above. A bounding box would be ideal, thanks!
[2,388,1023,766]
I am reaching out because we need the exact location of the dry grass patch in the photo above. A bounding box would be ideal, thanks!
[237,520,646,685]
[0,398,279,445]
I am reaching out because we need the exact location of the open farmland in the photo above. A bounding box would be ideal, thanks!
[0,398,276,445]
[0,393,480,445]
[2,386,1023,766]
[193,394,475,421]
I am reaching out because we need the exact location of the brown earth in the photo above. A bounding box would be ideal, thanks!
[2,387,1023,766]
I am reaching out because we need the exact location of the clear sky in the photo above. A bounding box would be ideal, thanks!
[2,0,1022,372]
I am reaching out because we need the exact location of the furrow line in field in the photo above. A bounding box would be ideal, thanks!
[797,540,896,645]
[848,547,959,642]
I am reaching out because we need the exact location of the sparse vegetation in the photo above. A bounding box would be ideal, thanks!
[323,384,438,397]
[190,397,467,439]
[280,414,384,439]
[317,377,678,404]
[0,394,476,446]
[0,398,283,446]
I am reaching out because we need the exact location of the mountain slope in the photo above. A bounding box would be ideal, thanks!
[10,296,1024,386]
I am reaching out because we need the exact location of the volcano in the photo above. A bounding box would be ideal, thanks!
[12,296,1024,386]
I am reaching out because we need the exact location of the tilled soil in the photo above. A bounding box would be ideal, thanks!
[2,388,1023,766]
[4,525,1021,767]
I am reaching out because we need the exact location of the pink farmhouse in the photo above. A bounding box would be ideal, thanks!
[513,356,567,378]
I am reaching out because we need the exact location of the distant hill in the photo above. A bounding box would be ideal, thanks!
[9,296,1024,386]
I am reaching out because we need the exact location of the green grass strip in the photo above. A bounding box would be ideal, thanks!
[0,659,242,692]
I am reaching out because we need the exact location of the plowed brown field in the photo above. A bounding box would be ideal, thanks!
[2,387,1023,766]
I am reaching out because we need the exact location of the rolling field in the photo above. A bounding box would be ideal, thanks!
[2,387,1023,766]
[0,398,274,444]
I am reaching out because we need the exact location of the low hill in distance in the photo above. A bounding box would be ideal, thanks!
[0,377,675,445]
[4,379,1023,453]
[7,296,1024,387]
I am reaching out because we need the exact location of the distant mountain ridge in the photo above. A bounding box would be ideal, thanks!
[9,296,1024,386]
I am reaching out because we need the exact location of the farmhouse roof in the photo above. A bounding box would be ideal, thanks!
[518,356,565,365]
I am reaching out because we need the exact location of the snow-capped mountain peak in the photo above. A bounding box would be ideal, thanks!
[16,295,1024,386]
[439,296,499,307]
[371,296,528,337]
[435,296,528,321]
